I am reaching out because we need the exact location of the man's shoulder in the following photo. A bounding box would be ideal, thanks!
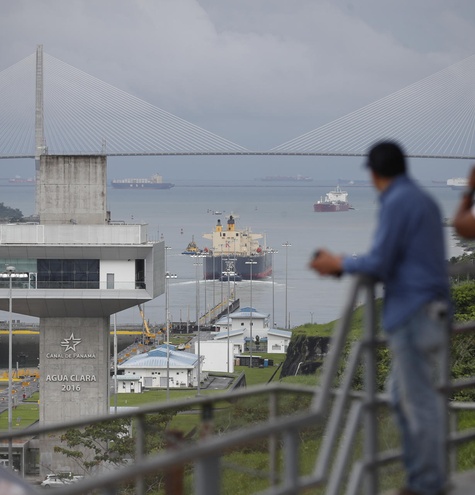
[384,177,440,217]
[388,177,434,204]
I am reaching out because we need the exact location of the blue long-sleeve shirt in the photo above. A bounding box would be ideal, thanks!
[342,175,449,331]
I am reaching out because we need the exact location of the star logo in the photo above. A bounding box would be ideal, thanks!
[61,333,81,352]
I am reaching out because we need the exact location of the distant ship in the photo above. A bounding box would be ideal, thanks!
[447,177,467,190]
[314,185,351,212]
[260,175,313,182]
[202,215,273,280]
[337,179,371,187]
[111,173,174,189]
[8,176,35,185]
[182,236,202,255]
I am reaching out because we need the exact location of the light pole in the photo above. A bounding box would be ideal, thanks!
[226,255,236,373]
[6,266,14,469]
[282,242,292,329]
[226,259,231,373]
[113,313,118,414]
[232,237,237,298]
[212,255,216,309]
[269,249,278,328]
[165,246,172,401]
[1,265,18,469]
[245,260,257,368]
[192,254,205,395]
[203,253,207,327]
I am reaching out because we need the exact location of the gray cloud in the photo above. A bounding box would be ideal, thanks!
[0,0,474,177]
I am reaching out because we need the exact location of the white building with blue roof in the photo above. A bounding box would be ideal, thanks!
[118,345,205,389]
[267,329,292,353]
[212,307,292,355]
[214,306,269,337]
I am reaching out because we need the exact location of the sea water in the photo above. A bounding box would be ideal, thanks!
[0,182,464,329]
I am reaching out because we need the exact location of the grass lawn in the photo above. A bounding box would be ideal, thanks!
[234,352,286,386]
[0,401,40,430]
[0,353,286,431]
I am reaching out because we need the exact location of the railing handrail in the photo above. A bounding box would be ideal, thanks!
[3,273,475,494]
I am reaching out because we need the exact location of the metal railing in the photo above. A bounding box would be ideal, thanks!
[2,272,475,494]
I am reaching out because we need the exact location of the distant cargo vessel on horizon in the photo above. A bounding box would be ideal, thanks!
[259,174,313,182]
[337,179,371,187]
[446,177,468,189]
[7,176,35,185]
[111,173,174,189]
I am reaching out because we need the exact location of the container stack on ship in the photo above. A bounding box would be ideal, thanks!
[203,215,272,280]
[111,173,174,189]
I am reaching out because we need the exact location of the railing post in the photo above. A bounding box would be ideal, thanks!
[268,389,278,487]
[282,428,299,492]
[135,414,146,495]
[195,402,220,495]
[165,430,184,495]
[440,315,452,483]
[448,410,457,474]
[362,279,378,495]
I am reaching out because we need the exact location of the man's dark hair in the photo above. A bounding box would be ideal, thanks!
[366,140,406,177]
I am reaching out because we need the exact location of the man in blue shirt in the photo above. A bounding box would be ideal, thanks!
[310,141,450,495]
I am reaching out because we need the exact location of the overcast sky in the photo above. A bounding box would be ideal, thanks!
[1,0,475,181]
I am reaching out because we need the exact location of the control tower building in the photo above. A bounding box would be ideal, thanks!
[0,154,164,474]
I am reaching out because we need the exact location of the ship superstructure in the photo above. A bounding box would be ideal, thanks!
[203,215,272,280]
[314,185,350,212]
[447,177,468,189]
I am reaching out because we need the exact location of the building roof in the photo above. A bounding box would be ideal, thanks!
[268,329,292,338]
[214,315,233,326]
[116,373,141,381]
[232,307,268,319]
[110,406,139,414]
[213,329,244,340]
[215,307,269,326]
[118,344,198,369]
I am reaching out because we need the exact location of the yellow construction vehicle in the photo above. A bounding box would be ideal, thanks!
[138,304,158,345]
[0,368,39,382]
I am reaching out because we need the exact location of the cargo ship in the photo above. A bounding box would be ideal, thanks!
[447,177,467,190]
[337,179,371,187]
[314,185,350,212]
[260,175,313,182]
[8,176,35,185]
[111,173,174,189]
[202,215,272,280]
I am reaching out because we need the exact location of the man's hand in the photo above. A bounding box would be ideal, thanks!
[469,165,475,189]
[309,249,344,277]
[453,164,475,238]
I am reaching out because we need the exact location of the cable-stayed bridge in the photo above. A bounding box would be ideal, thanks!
[0,47,474,159]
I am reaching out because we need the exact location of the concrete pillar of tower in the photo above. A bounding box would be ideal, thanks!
[39,316,110,475]
[37,155,110,476]
[37,155,107,225]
